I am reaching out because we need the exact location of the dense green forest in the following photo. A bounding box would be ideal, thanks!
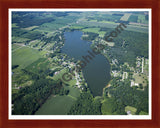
[104,79,148,114]
[68,89,102,115]
[104,30,148,67]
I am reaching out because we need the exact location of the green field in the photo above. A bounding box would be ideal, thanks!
[128,15,138,22]
[70,25,85,29]
[125,106,137,115]
[100,21,117,24]
[35,95,76,115]
[82,27,106,37]
[12,36,30,43]
[25,58,50,73]
[137,14,148,24]
[52,68,77,86]
[64,86,80,99]
[35,84,80,115]
[82,27,100,33]
[12,46,42,69]
[36,21,64,32]
[133,73,148,87]
[12,44,22,51]
[101,98,117,115]
[120,13,131,21]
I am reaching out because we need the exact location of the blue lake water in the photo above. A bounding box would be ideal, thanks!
[61,31,111,96]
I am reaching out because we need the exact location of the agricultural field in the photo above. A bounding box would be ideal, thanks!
[137,14,148,24]
[82,27,100,33]
[64,86,80,99]
[128,15,138,22]
[23,26,39,31]
[12,36,30,43]
[12,44,22,51]
[25,58,50,73]
[12,46,42,69]
[120,13,131,21]
[36,21,65,32]
[35,95,76,115]
[70,25,85,29]
[82,27,106,37]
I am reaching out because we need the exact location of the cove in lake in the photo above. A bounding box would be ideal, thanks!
[61,31,111,96]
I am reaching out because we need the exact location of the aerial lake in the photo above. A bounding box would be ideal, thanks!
[62,31,111,96]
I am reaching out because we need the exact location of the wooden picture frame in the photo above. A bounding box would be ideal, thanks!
[0,0,160,127]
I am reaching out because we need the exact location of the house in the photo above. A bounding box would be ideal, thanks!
[130,80,139,87]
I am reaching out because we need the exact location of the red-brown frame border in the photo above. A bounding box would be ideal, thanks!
[0,0,160,128]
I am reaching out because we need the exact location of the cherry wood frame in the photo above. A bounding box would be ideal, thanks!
[0,0,160,128]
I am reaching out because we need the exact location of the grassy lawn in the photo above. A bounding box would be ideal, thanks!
[53,68,77,86]
[64,86,80,99]
[35,95,76,115]
[12,46,42,69]
[125,106,137,115]
[133,73,148,87]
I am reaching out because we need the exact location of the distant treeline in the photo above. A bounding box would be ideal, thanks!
[12,12,55,28]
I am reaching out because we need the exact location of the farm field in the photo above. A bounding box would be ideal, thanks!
[128,15,138,22]
[36,21,65,32]
[82,27,106,37]
[137,14,148,24]
[120,13,131,21]
[35,95,76,115]
[70,25,85,29]
[12,44,22,51]
[25,58,50,73]
[12,36,30,43]
[82,27,100,33]
[64,86,80,99]
[12,46,42,69]
[79,20,148,33]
